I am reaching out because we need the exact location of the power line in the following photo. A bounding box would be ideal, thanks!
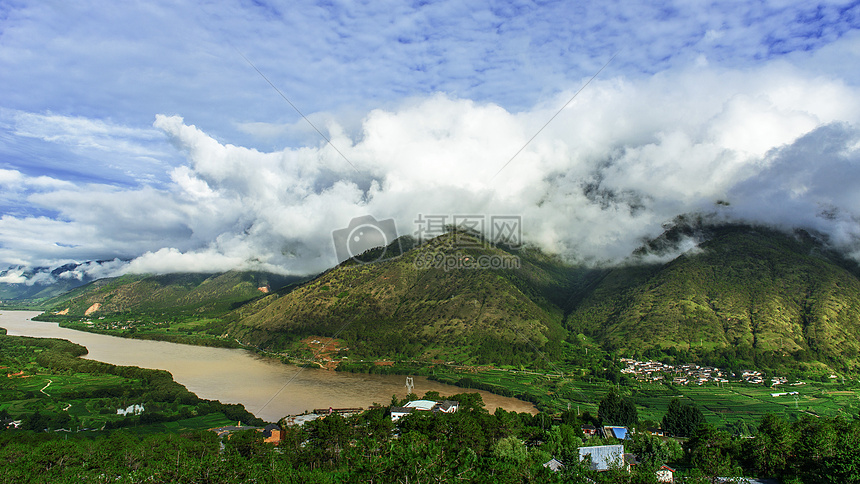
[232,47,359,173]
[491,51,619,181]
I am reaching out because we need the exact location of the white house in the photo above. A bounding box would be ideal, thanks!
[579,444,626,472]
[657,464,675,483]
[391,399,460,420]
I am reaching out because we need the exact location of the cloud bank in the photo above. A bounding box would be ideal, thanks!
[2,39,860,280]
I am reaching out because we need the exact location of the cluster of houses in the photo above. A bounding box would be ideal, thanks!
[79,319,171,331]
[210,399,461,446]
[544,445,775,484]
[200,401,784,483]
[620,358,795,386]
[116,404,144,416]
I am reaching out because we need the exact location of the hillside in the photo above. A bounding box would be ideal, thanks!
[24,223,860,374]
[565,223,860,373]
[39,271,303,320]
[225,233,583,365]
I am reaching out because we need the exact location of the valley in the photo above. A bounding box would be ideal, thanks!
[8,223,860,427]
[3,223,860,483]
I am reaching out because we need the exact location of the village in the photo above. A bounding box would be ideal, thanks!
[618,358,803,387]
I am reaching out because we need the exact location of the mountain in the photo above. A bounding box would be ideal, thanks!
[0,262,103,303]
[225,233,584,365]
[26,221,860,374]
[40,271,304,320]
[565,222,860,373]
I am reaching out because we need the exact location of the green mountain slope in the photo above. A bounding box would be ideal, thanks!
[25,223,860,374]
[226,233,579,365]
[565,224,860,372]
[40,271,303,320]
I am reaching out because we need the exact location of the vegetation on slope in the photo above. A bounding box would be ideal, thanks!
[227,233,580,366]
[37,271,303,321]
[20,221,860,376]
[566,222,860,373]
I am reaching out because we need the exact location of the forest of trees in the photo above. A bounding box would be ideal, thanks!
[2,390,859,483]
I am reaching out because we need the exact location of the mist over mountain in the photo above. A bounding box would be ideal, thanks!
[2,29,860,278]
[567,221,860,373]
[27,219,860,373]
[0,261,123,301]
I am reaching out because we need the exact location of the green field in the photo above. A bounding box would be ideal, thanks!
[128,413,237,434]
[407,363,860,429]
[56,317,242,349]
[0,332,263,432]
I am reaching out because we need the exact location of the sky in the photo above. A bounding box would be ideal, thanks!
[2,0,860,282]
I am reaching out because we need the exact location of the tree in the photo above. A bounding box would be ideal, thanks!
[627,432,669,468]
[685,424,741,479]
[821,433,860,484]
[745,414,797,478]
[493,436,527,463]
[661,398,704,437]
[598,389,638,427]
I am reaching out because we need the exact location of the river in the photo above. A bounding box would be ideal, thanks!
[0,311,536,421]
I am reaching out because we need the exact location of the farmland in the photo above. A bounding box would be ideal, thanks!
[0,329,261,432]
[350,360,860,428]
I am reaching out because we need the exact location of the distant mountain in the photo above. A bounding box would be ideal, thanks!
[565,222,860,373]
[0,262,103,303]
[40,271,305,319]
[225,233,585,365]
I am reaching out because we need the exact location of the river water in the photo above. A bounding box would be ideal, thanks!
[0,311,536,421]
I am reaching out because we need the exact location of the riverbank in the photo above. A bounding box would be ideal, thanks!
[1,312,540,419]
[35,311,551,411]
[0,328,263,433]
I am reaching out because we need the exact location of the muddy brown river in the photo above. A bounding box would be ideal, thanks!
[0,311,536,421]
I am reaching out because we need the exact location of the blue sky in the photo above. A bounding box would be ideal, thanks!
[2,0,860,279]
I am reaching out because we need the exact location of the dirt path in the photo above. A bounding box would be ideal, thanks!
[40,379,52,396]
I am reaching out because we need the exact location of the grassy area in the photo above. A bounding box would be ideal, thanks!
[55,317,242,349]
[0,333,264,432]
[129,413,237,434]
[361,360,860,428]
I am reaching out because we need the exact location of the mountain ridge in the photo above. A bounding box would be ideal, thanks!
[25,222,860,373]
[225,232,577,366]
[566,223,860,372]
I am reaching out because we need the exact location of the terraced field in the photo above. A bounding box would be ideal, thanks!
[425,364,860,427]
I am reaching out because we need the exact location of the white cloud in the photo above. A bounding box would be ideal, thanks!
[0,269,28,285]
[11,111,164,155]
[2,22,860,277]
